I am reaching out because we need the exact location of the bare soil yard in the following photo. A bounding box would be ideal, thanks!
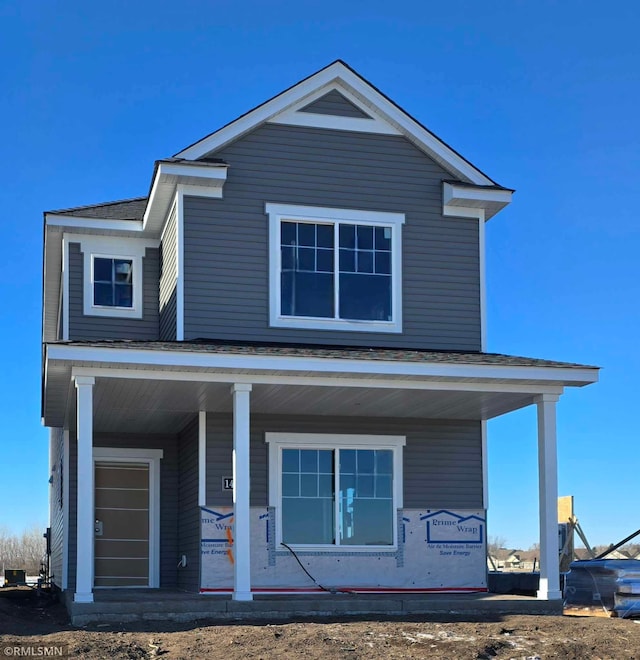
[1,588,639,659]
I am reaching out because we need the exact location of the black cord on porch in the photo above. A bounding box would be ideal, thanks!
[280,542,355,595]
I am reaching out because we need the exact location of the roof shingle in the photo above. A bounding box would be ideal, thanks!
[47,197,148,221]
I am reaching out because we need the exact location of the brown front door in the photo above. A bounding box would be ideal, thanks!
[94,461,150,587]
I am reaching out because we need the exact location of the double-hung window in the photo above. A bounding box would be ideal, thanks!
[266,204,404,332]
[266,433,405,550]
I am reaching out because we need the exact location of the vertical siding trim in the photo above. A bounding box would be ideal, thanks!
[62,429,70,590]
[481,419,488,510]
[478,213,487,351]
[176,189,185,340]
[198,411,206,506]
[62,236,70,340]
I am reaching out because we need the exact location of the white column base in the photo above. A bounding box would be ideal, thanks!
[537,588,563,600]
[74,592,94,603]
[232,591,254,602]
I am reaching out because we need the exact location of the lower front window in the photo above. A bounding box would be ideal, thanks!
[267,434,405,549]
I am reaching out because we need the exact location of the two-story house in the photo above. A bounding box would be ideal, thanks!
[42,61,598,617]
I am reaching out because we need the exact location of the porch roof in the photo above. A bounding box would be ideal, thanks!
[47,338,597,370]
[43,340,599,432]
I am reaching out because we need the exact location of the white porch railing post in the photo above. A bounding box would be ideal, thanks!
[74,376,95,603]
[231,383,253,601]
[535,393,562,600]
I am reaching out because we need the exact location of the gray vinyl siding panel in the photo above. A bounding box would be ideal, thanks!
[177,417,200,592]
[299,90,372,118]
[49,428,64,588]
[188,124,481,350]
[68,243,160,340]
[159,205,178,340]
[67,432,179,592]
[205,414,482,510]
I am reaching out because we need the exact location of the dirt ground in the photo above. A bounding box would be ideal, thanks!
[1,588,639,659]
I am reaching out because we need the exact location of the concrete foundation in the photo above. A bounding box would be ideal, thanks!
[67,590,563,626]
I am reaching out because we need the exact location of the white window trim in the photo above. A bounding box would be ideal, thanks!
[266,432,405,552]
[78,235,153,319]
[266,203,404,333]
[92,447,163,589]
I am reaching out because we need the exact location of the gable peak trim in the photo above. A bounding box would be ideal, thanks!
[173,60,499,186]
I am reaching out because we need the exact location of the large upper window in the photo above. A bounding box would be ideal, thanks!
[266,204,404,333]
[266,433,405,550]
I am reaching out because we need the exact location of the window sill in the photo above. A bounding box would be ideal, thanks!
[270,315,402,334]
[279,544,398,553]
[85,305,143,320]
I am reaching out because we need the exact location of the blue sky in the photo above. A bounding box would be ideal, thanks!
[1,1,638,550]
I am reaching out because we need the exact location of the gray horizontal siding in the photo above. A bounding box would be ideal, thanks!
[67,432,179,592]
[159,205,178,341]
[299,90,372,118]
[68,243,160,340]
[205,414,482,510]
[49,428,64,588]
[177,417,200,592]
[187,124,480,350]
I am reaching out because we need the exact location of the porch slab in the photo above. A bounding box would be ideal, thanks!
[67,590,563,626]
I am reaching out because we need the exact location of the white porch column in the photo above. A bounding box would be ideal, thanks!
[74,376,95,603]
[198,410,207,507]
[231,383,252,601]
[535,393,562,600]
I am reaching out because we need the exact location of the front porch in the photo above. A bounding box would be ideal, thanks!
[43,340,599,609]
[66,588,563,626]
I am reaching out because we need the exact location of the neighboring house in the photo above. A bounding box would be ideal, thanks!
[504,552,522,570]
[42,60,599,611]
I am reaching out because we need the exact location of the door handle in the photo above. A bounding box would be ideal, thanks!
[95,520,103,536]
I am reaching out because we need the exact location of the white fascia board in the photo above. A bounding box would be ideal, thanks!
[70,366,565,395]
[443,183,513,206]
[66,233,160,252]
[47,344,600,387]
[45,214,144,232]
[173,62,496,185]
[159,162,228,181]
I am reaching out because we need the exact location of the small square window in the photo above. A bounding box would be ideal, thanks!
[80,238,146,319]
[93,257,134,309]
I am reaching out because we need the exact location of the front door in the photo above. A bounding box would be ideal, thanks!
[94,461,150,587]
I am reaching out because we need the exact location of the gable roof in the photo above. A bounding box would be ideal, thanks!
[174,60,501,186]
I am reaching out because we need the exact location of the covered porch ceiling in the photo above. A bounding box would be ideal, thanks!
[44,342,599,434]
